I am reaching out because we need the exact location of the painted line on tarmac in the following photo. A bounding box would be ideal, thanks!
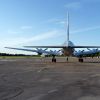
[48,89,58,93]
[27,94,46,100]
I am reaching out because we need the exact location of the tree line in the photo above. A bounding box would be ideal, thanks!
[0,53,30,56]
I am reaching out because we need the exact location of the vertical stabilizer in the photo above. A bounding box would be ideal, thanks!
[67,12,69,46]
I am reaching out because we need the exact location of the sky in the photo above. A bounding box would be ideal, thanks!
[0,0,100,54]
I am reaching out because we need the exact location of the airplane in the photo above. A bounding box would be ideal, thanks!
[5,13,100,62]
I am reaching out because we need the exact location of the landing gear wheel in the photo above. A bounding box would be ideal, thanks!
[52,58,54,62]
[52,58,56,62]
[79,58,83,62]
[54,58,56,62]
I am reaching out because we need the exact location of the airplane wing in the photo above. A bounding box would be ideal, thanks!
[24,45,100,48]
[5,47,39,52]
[74,49,100,57]
[71,46,100,48]
[5,47,60,55]
[5,47,62,56]
[23,46,67,48]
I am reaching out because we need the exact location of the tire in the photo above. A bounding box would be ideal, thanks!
[52,58,54,62]
[54,59,56,62]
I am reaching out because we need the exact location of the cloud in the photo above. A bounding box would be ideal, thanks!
[19,30,58,44]
[65,2,81,9]
[21,26,32,30]
[58,21,66,25]
[7,26,32,35]
[71,25,100,34]
[1,30,59,47]
[47,19,59,23]
[65,0,100,10]
[82,0,100,3]
[7,30,22,34]
[47,18,66,25]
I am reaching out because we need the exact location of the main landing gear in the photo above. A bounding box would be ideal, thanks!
[79,57,83,62]
[52,55,56,63]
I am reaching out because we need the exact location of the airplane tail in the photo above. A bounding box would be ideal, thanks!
[67,12,69,46]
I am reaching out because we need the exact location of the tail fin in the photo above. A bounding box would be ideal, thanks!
[67,12,69,46]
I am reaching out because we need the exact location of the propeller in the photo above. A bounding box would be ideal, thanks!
[35,48,48,55]
[87,48,98,52]
[36,48,48,51]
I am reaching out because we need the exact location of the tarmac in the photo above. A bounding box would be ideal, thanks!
[0,57,100,100]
